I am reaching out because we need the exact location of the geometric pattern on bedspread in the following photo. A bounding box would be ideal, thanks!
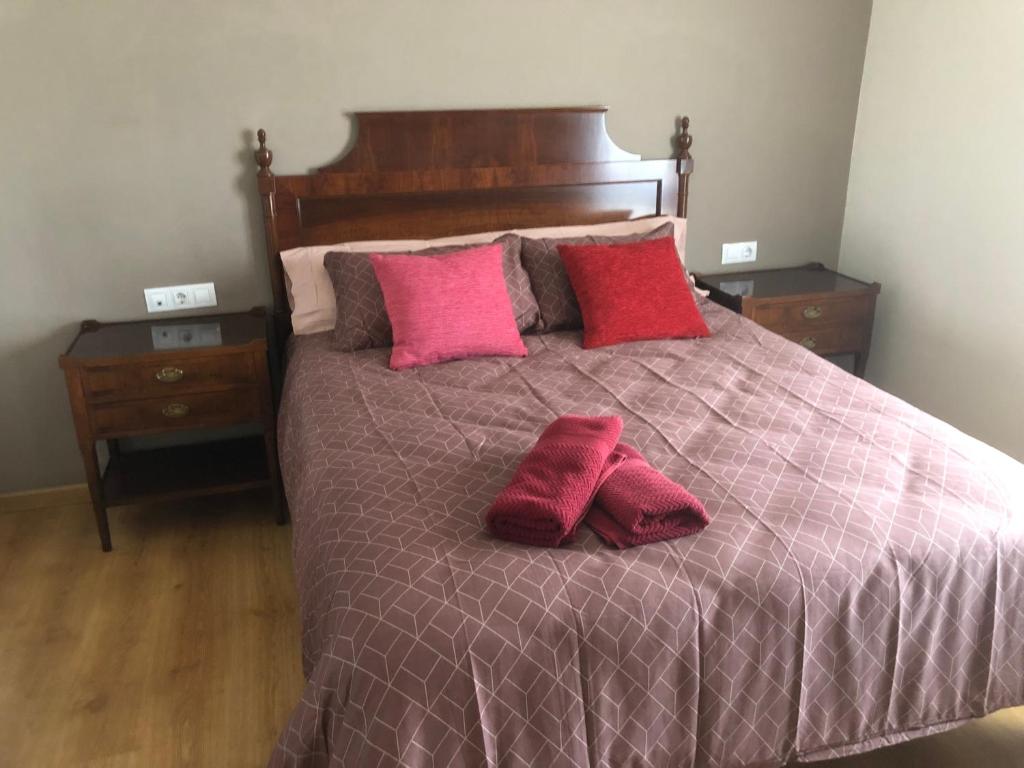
[269,297,1024,768]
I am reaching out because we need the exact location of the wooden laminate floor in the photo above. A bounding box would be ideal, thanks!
[0,495,303,767]
[2,497,1022,767]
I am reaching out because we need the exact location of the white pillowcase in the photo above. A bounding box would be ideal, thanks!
[281,216,688,335]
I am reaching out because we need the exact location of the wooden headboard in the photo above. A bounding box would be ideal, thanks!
[253,106,694,339]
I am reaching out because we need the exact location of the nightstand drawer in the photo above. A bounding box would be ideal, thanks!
[750,295,872,332]
[82,353,256,402]
[90,388,262,438]
[749,292,868,331]
[779,325,865,356]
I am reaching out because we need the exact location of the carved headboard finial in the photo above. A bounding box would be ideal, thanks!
[678,116,693,160]
[255,129,274,177]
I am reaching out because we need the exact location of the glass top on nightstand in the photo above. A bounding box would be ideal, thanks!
[64,310,268,359]
[695,263,874,299]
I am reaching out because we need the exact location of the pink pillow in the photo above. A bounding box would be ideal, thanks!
[370,244,529,370]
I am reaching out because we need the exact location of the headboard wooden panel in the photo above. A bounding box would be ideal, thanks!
[253,107,694,339]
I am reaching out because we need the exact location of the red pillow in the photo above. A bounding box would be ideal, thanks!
[557,237,710,349]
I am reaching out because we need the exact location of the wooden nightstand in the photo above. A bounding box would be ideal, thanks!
[58,308,284,551]
[695,263,881,377]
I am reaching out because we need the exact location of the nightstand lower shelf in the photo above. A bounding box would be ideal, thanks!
[102,436,271,507]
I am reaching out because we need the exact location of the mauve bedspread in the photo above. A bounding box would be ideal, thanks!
[270,298,1024,768]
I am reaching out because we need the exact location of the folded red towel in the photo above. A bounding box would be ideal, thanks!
[487,415,624,547]
[586,444,709,548]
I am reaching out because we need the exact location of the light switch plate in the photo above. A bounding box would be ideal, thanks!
[144,282,218,313]
[722,241,757,265]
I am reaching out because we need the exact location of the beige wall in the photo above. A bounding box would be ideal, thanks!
[839,0,1024,460]
[0,0,871,492]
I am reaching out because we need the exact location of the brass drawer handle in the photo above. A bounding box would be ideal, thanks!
[800,336,817,350]
[162,403,191,418]
[155,367,184,383]
[802,305,823,320]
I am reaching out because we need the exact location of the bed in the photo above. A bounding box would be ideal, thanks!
[255,108,1024,767]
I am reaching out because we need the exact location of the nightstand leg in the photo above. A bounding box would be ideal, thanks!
[80,440,112,552]
[264,430,287,525]
[853,350,869,378]
[277,496,290,526]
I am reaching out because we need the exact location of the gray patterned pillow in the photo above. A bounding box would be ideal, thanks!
[521,222,676,331]
[325,234,538,352]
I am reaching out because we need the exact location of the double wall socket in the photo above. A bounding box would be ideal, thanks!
[144,282,218,313]
[722,241,758,265]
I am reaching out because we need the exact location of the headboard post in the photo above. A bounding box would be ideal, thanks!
[676,116,694,218]
[254,130,292,341]
[255,129,274,177]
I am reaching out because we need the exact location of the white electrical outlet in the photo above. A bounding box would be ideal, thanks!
[144,283,218,313]
[722,241,757,265]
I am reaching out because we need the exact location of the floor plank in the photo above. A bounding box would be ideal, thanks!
[1,498,1021,767]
